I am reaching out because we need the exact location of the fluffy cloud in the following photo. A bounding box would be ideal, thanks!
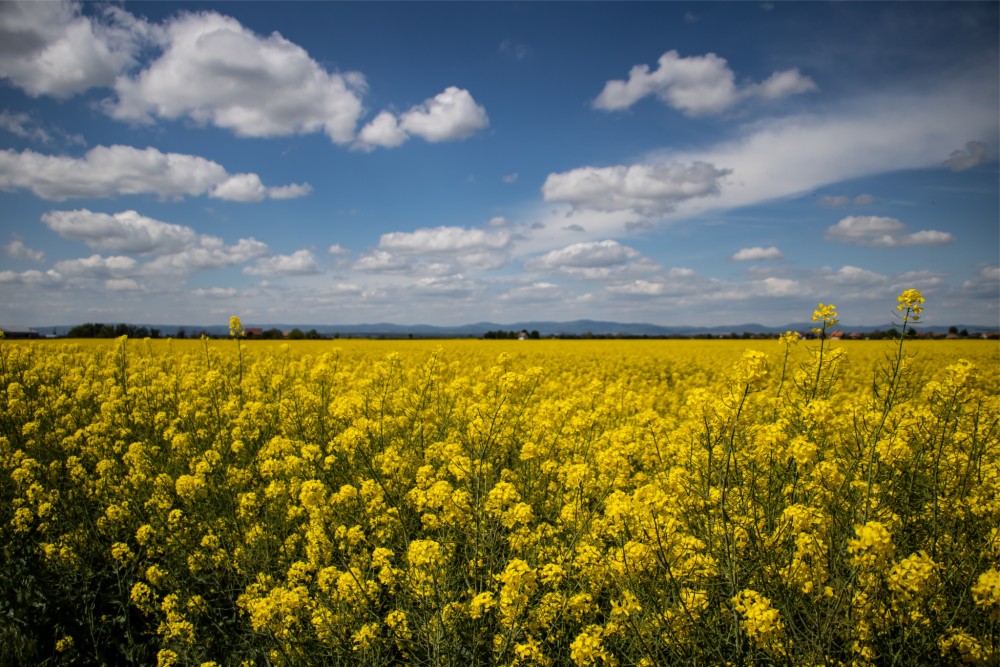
[105,278,140,291]
[373,225,511,272]
[0,268,62,286]
[0,1,151,98]
[353,250,410,272]
[42,209,198,254]
[755,277,800,296]
[144,237,269,273]
[192,287,238,298]
[244,249,323,276]
[54,254,137,277]
[826,265,887,284]
[731,246,783,261]
[110,11,366,143]
[0,145,309,201]
[826,216,954,247]
[268,183,313,200]
[536,240,639,269]
[356,111,409,150]
[379,226,510,254]
[593,50,816,115]
[2,4,489,149]
[604,268,703,297]
[410,274,479,297]
[400,87,489,142]
[526,240,657,279]
[4,239,44,262]
[543,162,729,215]
[944,140,988,172]
[962,265,1000,295]
[356,87,489,150]
[42,208,271,274]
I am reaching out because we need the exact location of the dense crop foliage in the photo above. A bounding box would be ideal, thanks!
[2,295,998,666]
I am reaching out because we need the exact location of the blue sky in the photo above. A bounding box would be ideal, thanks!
[1,1,997,328]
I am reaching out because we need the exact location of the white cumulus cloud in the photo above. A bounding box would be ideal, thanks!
[105,278,140,291]
[192,286,238,298]
[244,249,323,276]
[399,86,489,142]
[0,1,152,98]
[144,237,269,273]
[356,111,409,150]
[375,225,511,272]
[755,277,800,296]
[526,240,659,280]
[0,268,63,286]
[731,246,783,261]
[42,209,198,254]
[110,11,366,143]
[43,208,272,275]
[543,162,729,215]
[0,145,308,201]
[379,226,510,254]
[356,87,489,150]
[353,250,410,272]
[961,265,999,295]
[54,254,137,276]
[826,216,955,247]
[825,265,887,284]
[593,50,816,116]
[4,238,44,262]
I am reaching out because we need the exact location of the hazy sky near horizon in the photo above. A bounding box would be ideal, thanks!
[0,1,997,328]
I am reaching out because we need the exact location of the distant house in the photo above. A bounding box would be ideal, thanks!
[517,330,529,341]
[245,327,264,338]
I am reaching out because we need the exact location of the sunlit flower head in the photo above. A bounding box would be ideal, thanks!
[812,303,838,327]
[896,289,925,321]
[811,303,839,336]
[229,315,245,338]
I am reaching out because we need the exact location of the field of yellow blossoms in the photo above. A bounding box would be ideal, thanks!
[2,291,998,666]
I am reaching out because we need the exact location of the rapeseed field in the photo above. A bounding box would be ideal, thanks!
[2,292,997,665]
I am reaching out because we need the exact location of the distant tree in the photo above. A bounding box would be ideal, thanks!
[960,329,969,338]
[287,328,305,340]
[530,330,540,339]
[150,328,160,339]
[176,328,186,339]
[305,329,322,340]
[948,325,959,335]
[262,328,284,339]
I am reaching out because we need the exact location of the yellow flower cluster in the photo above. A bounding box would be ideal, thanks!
[1,291,997,664]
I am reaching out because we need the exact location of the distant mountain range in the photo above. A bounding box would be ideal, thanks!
[26,319,999,338]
